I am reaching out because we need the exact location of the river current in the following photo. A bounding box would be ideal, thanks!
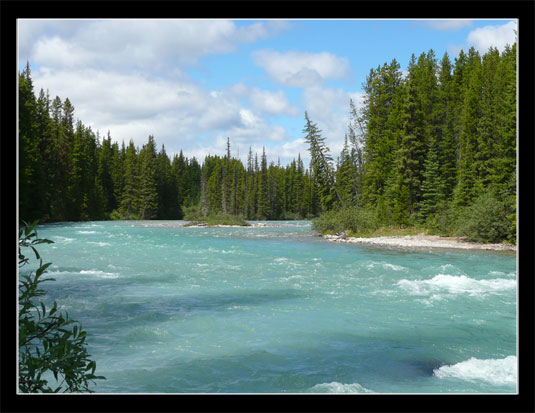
[22,220,517,393]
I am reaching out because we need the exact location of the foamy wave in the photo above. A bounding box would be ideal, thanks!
[310,382,374,393]
[434,356,517,386]
[77,230,98,234]
[46,270,75,277]
[54,236,74,243]
[80,269,119,278]
[488,270,516,278]
[396,274,516,297]
[88,241,111,246]
[367,261,407,271]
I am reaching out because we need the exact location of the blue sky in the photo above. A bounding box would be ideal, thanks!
[18,19,517,166]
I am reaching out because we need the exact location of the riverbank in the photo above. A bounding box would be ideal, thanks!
[323,233,517,252]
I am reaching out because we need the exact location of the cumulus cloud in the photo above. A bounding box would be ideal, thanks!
[272,138,309,163]
[252,50,351,87]
[249,88,299,116]
[32,36,95,68]
[23,19,286,70]
[466,21,517,53]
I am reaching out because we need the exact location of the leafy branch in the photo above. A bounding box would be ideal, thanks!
[18,220,105,393]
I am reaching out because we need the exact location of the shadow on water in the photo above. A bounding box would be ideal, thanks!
[97,330,448,393]
[91,288,307,326]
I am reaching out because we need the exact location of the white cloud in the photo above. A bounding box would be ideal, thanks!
[466,21,517,53]
[249,88,299,116]
[24,19,285,70]
[252,50,350,87]
[32,36,94,68]
[273,138,309,162]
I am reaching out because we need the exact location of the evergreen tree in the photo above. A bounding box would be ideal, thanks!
[391,76,427,218]
[138,136,159,220]
[436,52,457,200]
[97,132,116,213]
[303,112,340,211]
[454,48,482,208]
[295,154,306,217]
[18,64,40,222]
[32,88,54,220]
[119,140,140,219]
[335,135,358,206]
[156,145,177,219]
[245,147,257,219]
[419,135,445,220]
[222,138,232,214]
[360,59,403,207]
[185,157,201,207]
[256,148,270,219]
[110,141,125,215]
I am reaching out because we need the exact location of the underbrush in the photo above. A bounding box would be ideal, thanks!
[312,207,379,235]
[313,193,515,245]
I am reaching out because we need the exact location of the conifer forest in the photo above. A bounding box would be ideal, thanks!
[19,44,517,243]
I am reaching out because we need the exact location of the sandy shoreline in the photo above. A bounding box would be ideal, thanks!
[323,233,516,252]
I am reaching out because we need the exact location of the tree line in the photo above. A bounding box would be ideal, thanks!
[19,64,317,222]
[19,43,516,242]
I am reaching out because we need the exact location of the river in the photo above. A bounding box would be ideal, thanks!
[21,220,517,393]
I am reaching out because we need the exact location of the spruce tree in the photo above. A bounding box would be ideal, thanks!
[420,135,445,220]
[454,48,482,208]
[303,112,341,210]
[138,136,159,220]
[97,132,116,213]
[393,77,427,217]
[119,140,140,219]
[18,64,40,222]
[256,148,270,219]
[436,52,457,200]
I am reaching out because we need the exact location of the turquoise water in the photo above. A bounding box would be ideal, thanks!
[22,221,517,393]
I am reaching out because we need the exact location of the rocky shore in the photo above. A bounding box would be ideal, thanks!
[323,233,516,252]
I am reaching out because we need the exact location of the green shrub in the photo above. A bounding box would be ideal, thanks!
[312,207,379,235]
[19,221,105,392]
[109,209,124,220]
[182,204,202,221]
[311,210,341,234]
[202,214,250,226]
[454,192,513,243]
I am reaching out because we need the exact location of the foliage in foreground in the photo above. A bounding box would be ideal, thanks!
[18,220,105,393]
